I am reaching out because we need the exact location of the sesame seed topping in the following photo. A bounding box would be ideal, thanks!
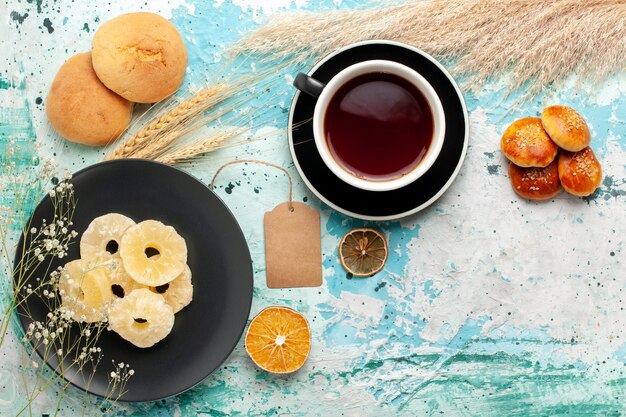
[558,107,585,132]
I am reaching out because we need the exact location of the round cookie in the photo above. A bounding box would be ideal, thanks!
[46,52,132,146]
[541,105,590,152]
[501,117,558,167]
[558,147,602,197]
[92,12,187,103]
[509,159,562,200]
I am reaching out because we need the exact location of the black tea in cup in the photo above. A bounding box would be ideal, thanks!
[324,72,434,181]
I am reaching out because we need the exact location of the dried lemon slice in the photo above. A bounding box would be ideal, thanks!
[80,213,135,258]
[108,288,175,348]
[245,306,311,374]
[59,258,114,322]
[149,264,193,314]
[338,228,388,277]
[120,220,187,286]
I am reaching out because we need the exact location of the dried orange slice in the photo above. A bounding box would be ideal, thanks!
[338,228,388,277]
[245,306,311,374]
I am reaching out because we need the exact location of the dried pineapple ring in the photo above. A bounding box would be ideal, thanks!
[120,220,187,287]
[108,288,175,348]
[59,258,114,322]
[108,258,142,299]
[150,264,193,313]
[80,213,136,259]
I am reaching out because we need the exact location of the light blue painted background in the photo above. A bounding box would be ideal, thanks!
[1,0,625,415]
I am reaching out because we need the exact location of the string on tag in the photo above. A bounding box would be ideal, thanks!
[210,159,294,211]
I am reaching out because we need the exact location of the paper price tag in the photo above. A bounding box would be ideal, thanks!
[264,202,322,288]
[211,160,322,289]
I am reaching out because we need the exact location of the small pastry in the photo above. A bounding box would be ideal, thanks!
[508,159,562,200]
[558,147,602,197]
[91,12,188,103]
[46,52,132,146]
[541,105,590,152]
[501,117,558,167]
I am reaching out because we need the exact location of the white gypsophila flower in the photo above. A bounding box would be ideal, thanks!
[32,361,38,369]
[110,372,116,378]
[57,349,63,356]
[129,369,135,376]
[30,227,37,234]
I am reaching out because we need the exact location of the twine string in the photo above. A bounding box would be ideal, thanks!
[210,159,294,211]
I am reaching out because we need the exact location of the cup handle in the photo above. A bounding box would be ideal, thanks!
[293,73,326,99]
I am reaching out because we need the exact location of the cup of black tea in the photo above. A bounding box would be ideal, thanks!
[294,59,445,191]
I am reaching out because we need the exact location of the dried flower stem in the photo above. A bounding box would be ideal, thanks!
[232,0,626,97]
[1,144,134,415]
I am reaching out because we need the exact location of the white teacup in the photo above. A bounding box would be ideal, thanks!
[294,60,445,192]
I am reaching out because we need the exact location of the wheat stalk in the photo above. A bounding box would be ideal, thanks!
[154,130,241,165]
[231,0,626,97]
[105,84,233,160]
[104,67,284,163]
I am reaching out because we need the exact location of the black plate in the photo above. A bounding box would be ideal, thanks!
[14,160,253,402]
[288,40,469,220]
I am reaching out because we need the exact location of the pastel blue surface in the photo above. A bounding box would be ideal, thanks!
[1,0,625,415]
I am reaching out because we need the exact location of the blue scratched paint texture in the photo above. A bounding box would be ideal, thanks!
[0,0,625,416]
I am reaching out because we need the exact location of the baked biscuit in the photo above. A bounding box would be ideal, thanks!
[509,159,562,200]
[558,147,602,197]
[541,105,590,152]
[46,52,132,146]
[501,117,558,167]
[92,12,187,103]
